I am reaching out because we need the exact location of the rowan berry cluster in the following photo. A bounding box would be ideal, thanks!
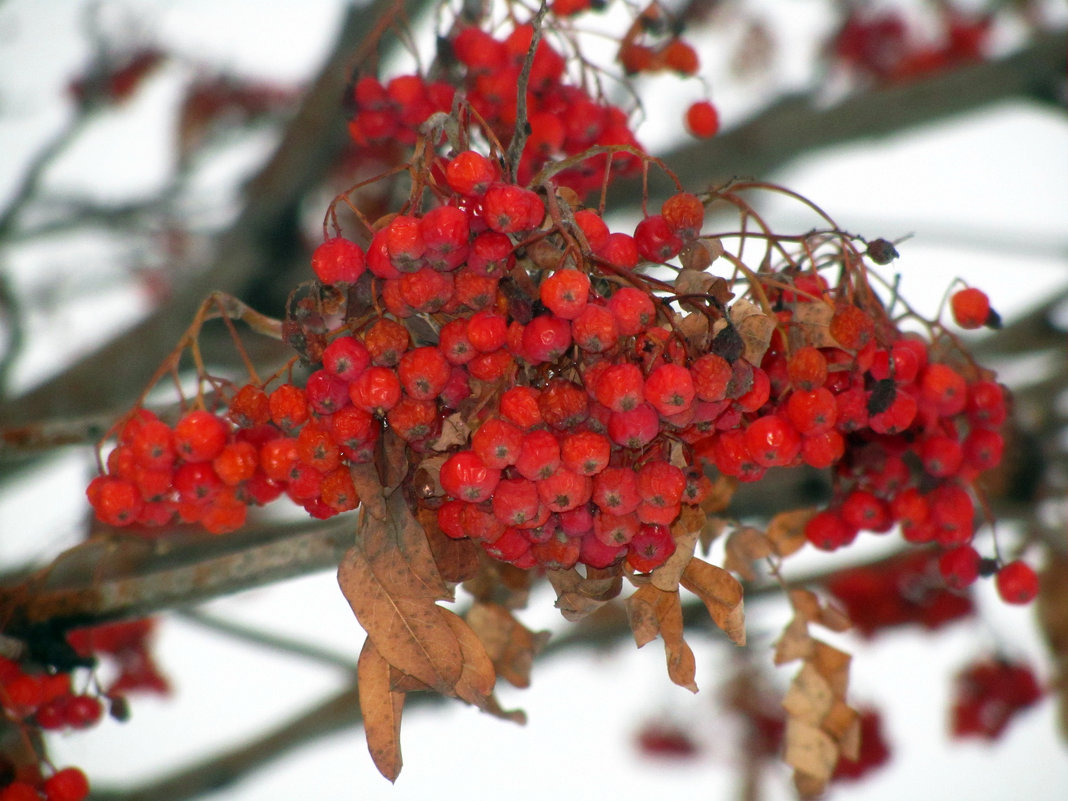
[0,620,165,800]
[1,663,96,801]
[347,20,642,197]
[950,657,1043,740]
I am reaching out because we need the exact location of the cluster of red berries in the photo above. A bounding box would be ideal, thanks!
[950,658,1043,740]
[347,22,642,197]
[0,620,165,800]
[0,769,89,801]
[1,660,95,801]
[66,618,169,697]
[86,383,363,534]
[1,659,102,733]
[713,279,1035,604]
[832,5,990,83]
[825,550,975,638]
[316,159,721,574]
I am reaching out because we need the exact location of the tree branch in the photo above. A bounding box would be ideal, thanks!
[0,0,415,427]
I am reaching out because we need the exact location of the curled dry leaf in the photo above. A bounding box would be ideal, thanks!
[676,310,710,350]
[427,410,471,452]
[766,508,817,558]
[774,615,814,665]
[784,719,839,786]
[625,584,698,692]
[417,506,481,585]
[680,557,746,645]
[788,299,837,350]
[651,505,703,592]
[376,425,409,490]
[716,297,776,365]
[439,607,496,709]
[782,661,835,725]
[789,588,852,633]
[547,566,623,621]
[723,526,773,581]
[357,638,405,782]
[338,493,462,695]
[465,601,550,689]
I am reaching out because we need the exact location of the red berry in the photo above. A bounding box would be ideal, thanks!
[939,545,981,590]
[173,410,228,463]
[445,150,499,197]
[87,475,144,527]
[439,450,501,503]
[44,767,90,801]
[540,269,591,320]
[626,523,676,572]
[560,430,611,476]
[662,38,699,75]
[311,237,366,284]
[829,305,874,350]
[644,363,695,417]
[1,782,43,801]
[744,414,801,468]
[268,383,308,431]
[995,560,1039,605]
[660,192,704,240]
[805,510,856,551]
[950,287,991,329]
[634,215,683,263]
[471,418,524,469]
[322,336,371,381]
[482,183,544,233]
[685,100,719,138]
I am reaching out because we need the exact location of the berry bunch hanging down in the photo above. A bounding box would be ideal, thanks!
[68,0,1036,795]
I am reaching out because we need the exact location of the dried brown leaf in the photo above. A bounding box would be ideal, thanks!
[789,589,822,623]
[651,506,702,591]
[547,566,623,621]
[439,607,496,709]
[783,719,838,785]
[809,639,851,696]
[702,475,737,515]
[782,661,834,725]
[428,411,471,452]
[766,508,816,558]
[482,694,528,725]
[418,506,481,585]
[624,583,661,648]
[824,700,859,750]
[349,461,389,520]
[676,310,710,349]
[465,602,550,689]
[788,300,837,350]
[376,426,409,490]
[338,502,462,695]
[357,638,405,782]
[774,616,814,665]
[730,298,776,365]
[680,557,746,645]
[723,526,773,581]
